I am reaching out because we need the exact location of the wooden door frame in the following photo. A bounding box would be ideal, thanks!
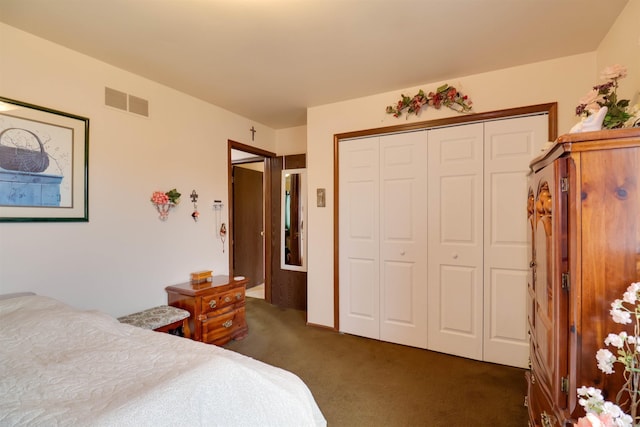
[228,140,276,303]
[332,103,558,331]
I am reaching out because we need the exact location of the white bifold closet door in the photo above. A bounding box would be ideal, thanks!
[427,115,548,368]
[339,114,547,368]
[481,115,548,367]
[426,123,485,360]
[339,131,428,348]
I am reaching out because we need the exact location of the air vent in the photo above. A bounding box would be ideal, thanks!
[128,94,149,117]
[104,87,149,117]
[105,87,127,111]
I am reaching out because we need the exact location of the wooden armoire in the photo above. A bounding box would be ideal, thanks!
[526,128,640,426]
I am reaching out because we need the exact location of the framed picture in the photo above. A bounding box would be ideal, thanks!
[0,97,89,222]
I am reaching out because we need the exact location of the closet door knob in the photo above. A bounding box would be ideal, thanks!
[400,251,405,256]
[452,253,459,259]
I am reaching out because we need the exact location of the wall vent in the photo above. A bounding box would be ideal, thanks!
[105,87,149,117]
[105,87,127,111]
[128,94,149,117]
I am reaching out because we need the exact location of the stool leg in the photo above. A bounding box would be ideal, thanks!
[182,319,191,339]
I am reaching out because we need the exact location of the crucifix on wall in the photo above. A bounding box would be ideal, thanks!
[250,126,256,141]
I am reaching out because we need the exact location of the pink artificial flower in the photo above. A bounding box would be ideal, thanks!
[600,64,627,81]
[574,412,615,427]
[579,89,602,113]
[151,191,169,204]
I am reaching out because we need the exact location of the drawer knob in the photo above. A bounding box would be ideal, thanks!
[209,300,217,309]
[235,293,242,300]
[222,319,233,328]
[224,296,231,303]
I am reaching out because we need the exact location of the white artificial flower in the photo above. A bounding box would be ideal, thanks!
[576,282,640,426]
[623,290,637,305]
[605,332,626,348]
[602,401,634,427]
[623,282,640,304]
[628,282,640,294]
[616,412,633,427]
[624,104,640,128]
[596,349,616,374]
[610,301,632,324]
[577,386,605,412]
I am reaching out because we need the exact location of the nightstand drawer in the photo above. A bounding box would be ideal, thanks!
[201,288,244,313]
[202,307,247,345]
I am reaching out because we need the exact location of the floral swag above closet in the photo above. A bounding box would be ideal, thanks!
[385,84,473,118]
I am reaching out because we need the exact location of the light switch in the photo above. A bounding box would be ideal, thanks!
[317,188,326,207]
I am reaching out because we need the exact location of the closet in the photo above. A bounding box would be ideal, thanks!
[338,113,548,368]
[339,131,429,349]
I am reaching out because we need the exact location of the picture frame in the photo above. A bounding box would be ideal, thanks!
[0,97,89,222]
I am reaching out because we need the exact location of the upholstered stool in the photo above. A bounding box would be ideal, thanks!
[118,305,191,338]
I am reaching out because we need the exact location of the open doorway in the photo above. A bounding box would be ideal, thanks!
[228,141,275,302]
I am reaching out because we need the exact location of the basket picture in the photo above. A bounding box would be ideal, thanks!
[0,127,50,173]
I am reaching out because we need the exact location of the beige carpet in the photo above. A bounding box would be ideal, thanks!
[225,297,529,426]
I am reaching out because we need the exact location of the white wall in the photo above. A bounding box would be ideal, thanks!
[1,2,636,324]
[306,2,639,328]
[276,125,307,155]
[0,24,276,317]
[597,0,640,107]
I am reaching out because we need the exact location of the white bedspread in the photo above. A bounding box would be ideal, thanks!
[0,295,326,427]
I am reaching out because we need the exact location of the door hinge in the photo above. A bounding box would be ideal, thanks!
[561,272,570,291]
[561,376,569,394]
[561,177,569,192]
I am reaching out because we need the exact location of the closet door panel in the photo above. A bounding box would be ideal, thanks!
[339,137,380,339]
[379,132,428,348]
[483,115,548,368]
[427,123,484,359]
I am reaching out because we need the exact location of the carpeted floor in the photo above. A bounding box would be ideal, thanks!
[224,297,529,426]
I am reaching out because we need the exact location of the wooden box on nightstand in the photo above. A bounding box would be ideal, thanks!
[166,275,248,345]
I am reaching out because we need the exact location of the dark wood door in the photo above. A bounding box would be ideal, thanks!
[270,154,307,310]
[232,165,264,288]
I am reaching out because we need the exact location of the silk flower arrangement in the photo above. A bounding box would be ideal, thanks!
[385,84,473,118]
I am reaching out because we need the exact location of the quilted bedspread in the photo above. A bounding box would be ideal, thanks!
[0,295,326,427]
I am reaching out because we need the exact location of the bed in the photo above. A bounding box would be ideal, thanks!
[0,294,326,426]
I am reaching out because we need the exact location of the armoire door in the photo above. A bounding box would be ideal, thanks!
[339,131,428,348]
[528,157,569,413]
[427,123,485,360]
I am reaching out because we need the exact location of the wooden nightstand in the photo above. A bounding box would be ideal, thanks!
[165,275,248,345]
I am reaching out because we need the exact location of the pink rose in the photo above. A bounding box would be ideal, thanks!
[578,89,603,113]
[600,64,627,81]
[574,413,616,427]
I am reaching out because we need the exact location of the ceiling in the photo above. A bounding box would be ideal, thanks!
[0,0,629,129]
